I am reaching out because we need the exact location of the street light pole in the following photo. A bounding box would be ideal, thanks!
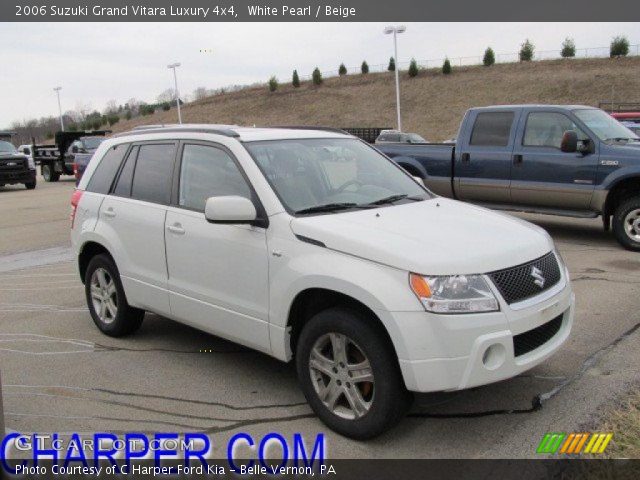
[384,25,406,132]
[167,63,182,124]
[53,86,64,131]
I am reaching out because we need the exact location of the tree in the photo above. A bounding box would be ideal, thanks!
[125,110,132,120]
[312,67,322,85]
[442,58,452,74]
[268,76,278,92]
[107,114,120,126]
[388,57,395,71]
[157,88,177,104]
[561,38,576,58]
[104,99,118,115]
[610,36,630,57]
[292,69,300,88]
[192,87,209,101]
[519,39,535,62]
[408,58,419,77]
[483,47,495,66]
[361,61,369,74]
[161,102,171,111]
[338,63,347,76]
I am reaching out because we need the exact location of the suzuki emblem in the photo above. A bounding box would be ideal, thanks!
[531,266,545,288]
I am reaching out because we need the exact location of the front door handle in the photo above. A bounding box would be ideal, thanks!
[513,154,523,165]
[167,223,185,235]
[103,208,116,218]
[461,152,470,163]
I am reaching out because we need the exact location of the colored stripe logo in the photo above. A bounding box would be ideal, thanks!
[537,433,612,454]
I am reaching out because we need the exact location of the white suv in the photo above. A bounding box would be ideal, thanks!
[72,125,574,439]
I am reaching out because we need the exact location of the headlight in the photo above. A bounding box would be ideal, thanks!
[409,273,499,314]
[27,157,35,169]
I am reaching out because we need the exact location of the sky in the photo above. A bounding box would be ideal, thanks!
[1,22,639,128]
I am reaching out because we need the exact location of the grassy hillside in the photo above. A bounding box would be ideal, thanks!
[111,57,640,141]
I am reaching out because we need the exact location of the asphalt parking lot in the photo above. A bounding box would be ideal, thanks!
[1,176,639,459]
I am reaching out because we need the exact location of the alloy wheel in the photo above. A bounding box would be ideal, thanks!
[90,268,118,324]
[624,208,640,242]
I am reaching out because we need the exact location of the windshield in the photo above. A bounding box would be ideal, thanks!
[574,109,639,141]
[407,133,427,143]
[0,141,17,153]
[80,137,105,149]
[245,138,430,214]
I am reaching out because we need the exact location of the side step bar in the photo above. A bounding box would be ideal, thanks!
[474,203,599,219]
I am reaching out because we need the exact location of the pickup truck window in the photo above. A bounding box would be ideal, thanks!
[86,144,128,194]
[523,112,585,148]
[574,108,640,141]
[178,144,251,211]
[0,141,17,153]
[469,112,514,147]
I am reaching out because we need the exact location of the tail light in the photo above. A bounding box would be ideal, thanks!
[73,162,79,180]
[71,189,84,228]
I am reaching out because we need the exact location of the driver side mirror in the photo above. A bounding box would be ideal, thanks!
[560,130,578,153]
[205,196,257,224]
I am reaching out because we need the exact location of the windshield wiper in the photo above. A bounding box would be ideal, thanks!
[365,194,425,206]
[295,203,359,215]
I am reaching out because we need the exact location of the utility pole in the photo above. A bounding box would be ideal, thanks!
[167,63,182,124]
[53,86,64,131]
[384,26,406,132]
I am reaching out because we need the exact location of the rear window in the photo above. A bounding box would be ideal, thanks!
[470,112,514,147]
[86,144,129,194]
[130,143,176,205]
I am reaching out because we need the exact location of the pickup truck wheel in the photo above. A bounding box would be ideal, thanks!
[296,307,412,439]
[25,181,36,190]
[84,254,145,337]
[42,164,60,182]
[613,196,640,251]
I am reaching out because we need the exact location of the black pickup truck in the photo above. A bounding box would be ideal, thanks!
[34,130,109,182]
[0,132,36,190]
[377,105,640,250]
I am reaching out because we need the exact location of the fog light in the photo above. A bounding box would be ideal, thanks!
[482,344,506,370]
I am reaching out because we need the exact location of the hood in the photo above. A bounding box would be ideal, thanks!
[0,152,26,159]
[290,198,553,275]
[604,141,640,158]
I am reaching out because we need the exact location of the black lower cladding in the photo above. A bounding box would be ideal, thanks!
[513,314,563,357]
[489,252,562,304]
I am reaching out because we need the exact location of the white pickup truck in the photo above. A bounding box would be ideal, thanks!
[72,125,574,438]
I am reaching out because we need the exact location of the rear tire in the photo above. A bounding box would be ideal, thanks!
[613,196,640,251]
[296,307,412,439]
[84,254,145,337]
[42,164,60,182]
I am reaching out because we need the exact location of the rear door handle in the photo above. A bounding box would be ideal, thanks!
[461,153,470,163]
[167,223,185,235]
[103,208,116,218]
[513,154,523,165]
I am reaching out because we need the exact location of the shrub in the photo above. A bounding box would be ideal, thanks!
[161,102,171,111]
[46,131,54,138]
[338,63,347,76]
[610,36,630,57]
[483,47,495,66]
[519,39,535,62]
[361,61,369,74]
[107,114,119,126]
[140,105,155,116]
[561,37,576,58]
[292,70,300,88]
[268,76,278,92]
[92,119,102,130]
[442,58,452,74]
[408,58,419,77]
[312,67,322,85]
[125,110,132,120]
[388,57,395,71]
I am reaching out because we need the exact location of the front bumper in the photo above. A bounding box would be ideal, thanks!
[0,168,36,185]
[394,262,575,393]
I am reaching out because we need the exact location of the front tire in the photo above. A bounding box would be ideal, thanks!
[296,307,412,439]
[42,164,60,182]
[613,196,640,251]
[25,181,36,190]
[84,254,145,337]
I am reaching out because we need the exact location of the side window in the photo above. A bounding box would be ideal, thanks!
[130,143,176,205]
[112,146,138,197]
[86,144,128,194]
[470,112,514,147]
[523,112,586,148]
[179,144,251,211]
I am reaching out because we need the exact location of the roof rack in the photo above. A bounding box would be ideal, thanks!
[271,126,350,135]
[114,125,240,138]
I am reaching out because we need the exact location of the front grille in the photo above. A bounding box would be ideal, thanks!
[488,252,561,304]
[513,314,563,357]
[0,158,26,172]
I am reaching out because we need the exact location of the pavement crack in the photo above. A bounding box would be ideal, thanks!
[92,342,246,354]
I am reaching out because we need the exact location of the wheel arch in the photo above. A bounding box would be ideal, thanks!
[393,156,428,179]
[603,174,640,219]
[78,241,114,283]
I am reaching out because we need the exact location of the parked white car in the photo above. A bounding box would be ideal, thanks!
[72,125,574,438]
